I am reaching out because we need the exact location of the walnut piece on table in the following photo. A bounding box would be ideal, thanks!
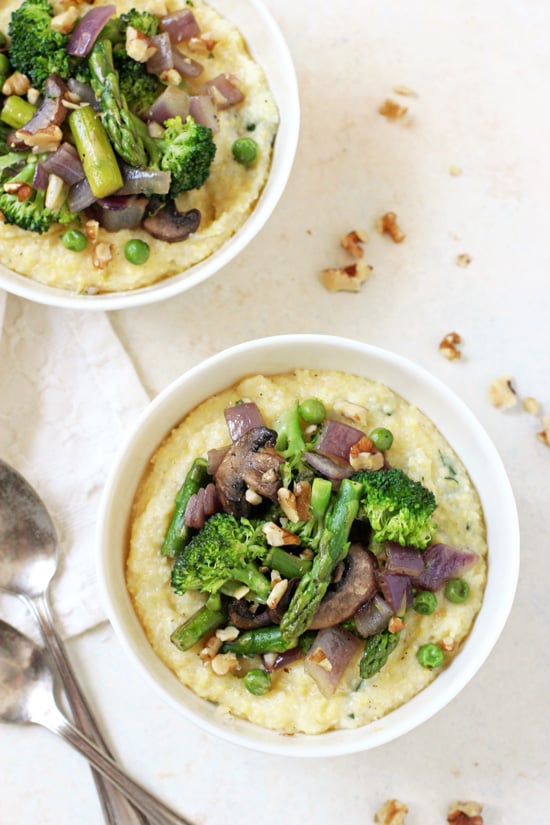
[537,415,550,447]
[341,229,368,258]
[321,261,373,293]
[374,799,408,825]
[487,375,518,409]
[456,253,472,268]
[377,211,406,243]
[378,98,408,120]
[439,332,463,361]
[447,800,483,825]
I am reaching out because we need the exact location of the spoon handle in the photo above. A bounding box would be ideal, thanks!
[40,703,194,825]
[28,592,149,825]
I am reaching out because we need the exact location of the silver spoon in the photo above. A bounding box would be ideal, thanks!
[0,618,194,825]
[0,459,147,824]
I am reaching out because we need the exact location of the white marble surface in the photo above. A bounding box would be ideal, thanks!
[1,0,549,823]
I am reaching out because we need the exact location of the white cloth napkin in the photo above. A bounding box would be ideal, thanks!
[0,291,150,639]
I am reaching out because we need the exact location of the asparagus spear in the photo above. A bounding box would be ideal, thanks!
[0,95,36,129]
[170,593,225,652]
[221,625,295,656]
[279,478,361,643]
[359,629,400,679]
[88,37,147,168]
[69,104,123,198]
[161,457,210,558]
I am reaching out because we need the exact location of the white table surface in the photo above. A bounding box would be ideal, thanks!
[1,0,549,822]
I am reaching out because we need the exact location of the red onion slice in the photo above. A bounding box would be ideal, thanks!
[206,447,228,476]
[224,402,265,442]
[147,32,173,75]
[33,162,49,191]
[303,451,354,482]
[93,196,147,231]
[415,543,478,592]
[68,176,97,212]
[184,483,220,530]
[160,9,201,43]
[144,85,190,124]
[41,142,85,186]
[206,74,244,109]
[315,418,366,462]
[377,572,413,614]
[304,627,362,697]
[189,95,218,133]
[171,49,203,78]
[385,542,424,577]
[22,75,69,134]
[117,165,171,196]
[67,5,116,57]
[353,594,393,637]
[68,78,100,110]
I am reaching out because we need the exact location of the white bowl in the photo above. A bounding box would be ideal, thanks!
[0,0,299,311]
[97,334,519,756]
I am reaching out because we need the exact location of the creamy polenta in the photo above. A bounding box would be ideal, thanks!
[0,0,279,293]
[127,371,487,735]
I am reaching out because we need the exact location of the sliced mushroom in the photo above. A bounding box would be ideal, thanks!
[309,543,377,629]
[214,426,284,517]
[142,201,201,242]
[227,599,272,630]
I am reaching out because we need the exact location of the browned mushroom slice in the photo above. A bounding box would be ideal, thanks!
[142,201,201,242]
[214,426,284,517]
[309,543,377,629]
[227,599,272,630]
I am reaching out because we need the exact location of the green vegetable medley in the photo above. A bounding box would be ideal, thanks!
[0,0,254,258]
[162,395,478,698]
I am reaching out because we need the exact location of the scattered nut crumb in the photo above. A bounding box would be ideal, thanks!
[267,578,288,610]
[537,415,550,447]
[126,25,158,62]
[447,800,483,825]
[378,99,408,120]
[309,647,332,671]
[456,253,472,268]
[333,398,369,426]
[393,85,417,97]
[2,71,31,96]
[321,261,373,293]
[215,625,239,643]
[440,636,456,652]
[449,164,463,176]
[388,616,405,633]
[522,396,540,415]
[488,375,518,410]
[245,487,263,506]
[374,798,408,825]
[262,521,301,547]
[439,332,462,361]
[210,652,239,676]
[277,487,300,523]
[92,242,114,270]
[293,480,312,521]
[199,634,223,661]
[51,5,79,32]
[341,229,368,258]
[84,219,100,243]
[377,212,406,243]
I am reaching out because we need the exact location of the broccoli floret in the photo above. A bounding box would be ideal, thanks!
[118,9,161,37]
[7,0,71,92]
[159,115,216,195]
[353,468,437,549]
[0,155,78,234]
[171,513,271,601]
[116,54,162,118]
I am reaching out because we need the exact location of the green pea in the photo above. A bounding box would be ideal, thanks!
[412,591,437,615]
[61,228,87,252]
[298,397,326,425]
[232,137,258,165]
[417,643,445,669]
[0,53,10,76]
[444,577,470,604]
[125,238,150,265]
[243,668,271,696]
[369,427,394,451]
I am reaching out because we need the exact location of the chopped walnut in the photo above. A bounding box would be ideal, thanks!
[309,647,332,671]
[27,88,41,106]
[341,229,368,258]
[15,125,63,154]
[388,616,405,633]
[449,164,463,176]
[277,487,300,523]
[188,32,218,52]
[447,800,483,825]
[199,634,223,661]
[215,625,239,643]
[333,398,369,426]
[439,332,462,361]
[211,652,239,676]
[440,636,456,652]
[2,71,31,96]
[294,480,312,521]
[488,375,518,410]
[85,219,100,243]
[321,261,373,292]
[267,578,288,610]
[262,521,301,547]
[92,242,114,270]
[160,68,183,86]
[126,26,157,62]
[374,798,409,825]
[377,211,406,243]
[3,181,32,202]
[245,487,263,506]
[349,436,385,471]
[537,415,550,447]
[378,99,408,120]
[51,5,79,33]
[522,396,540,415]
[456,253,472,268]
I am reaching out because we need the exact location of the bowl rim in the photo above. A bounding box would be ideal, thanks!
[96,334,520,756]
[0,0,300,311]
